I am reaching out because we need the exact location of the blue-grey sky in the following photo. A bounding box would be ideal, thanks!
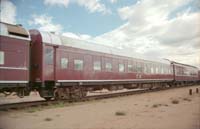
[0,0,200,67]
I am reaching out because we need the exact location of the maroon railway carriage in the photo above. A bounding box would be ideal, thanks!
[29,30,174,99]
[0,22,30,96]
[0,23,199,100]
[171,62,199,85]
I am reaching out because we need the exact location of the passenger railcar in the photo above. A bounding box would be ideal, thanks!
[171,61,199,85]
[0,22,30,96]
[29,30,174,99]
[0,22,199,100]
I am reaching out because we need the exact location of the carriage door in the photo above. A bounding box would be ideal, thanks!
[44,46,55,80]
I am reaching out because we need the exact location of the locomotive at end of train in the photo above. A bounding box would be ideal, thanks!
[0,22,200,100]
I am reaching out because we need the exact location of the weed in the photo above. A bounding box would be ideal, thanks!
[152,104,159,108]
[115,111,126,116]
[183,98,192,102]
[44,117,52,121]
[26,107,41,113]
[171,99,179,104]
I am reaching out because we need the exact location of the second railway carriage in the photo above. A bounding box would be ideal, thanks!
[171,61,199,85]
[29,30,174,100]
[0,22,30,96]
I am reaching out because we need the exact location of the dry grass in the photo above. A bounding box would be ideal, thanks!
[152,104,168,108]
[44,117,53,121]
[152,104,159,108]
[183,98,192,102]
[115,111,126,116]
[171,99,179,104]
[26,107,42,113]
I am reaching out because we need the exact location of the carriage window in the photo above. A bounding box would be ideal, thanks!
[136,62,143,73]
[128,64,133,72]
[45,48,53,65]
[155,66,159,74]
[119,64,125,72]
[74,59,83,70]
[144,64,147,73]
[105,62,112,71]
[133,62,137,72]
[150,65,154,74]
[0,51,4,65]
[164,66,169,74]
[161,66,164,74]
[93,61,101,71]
[169,68,172,74]
[147,64,151,73]
[61,58,68,69]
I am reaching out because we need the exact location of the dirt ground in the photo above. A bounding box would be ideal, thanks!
[0,86,200,129]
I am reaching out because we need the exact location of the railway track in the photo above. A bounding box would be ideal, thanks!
[0,85,199,111]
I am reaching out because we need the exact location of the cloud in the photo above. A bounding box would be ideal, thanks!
[29,14,92,40]
[44,0,70,7]
[62,32,91,40]
[43,0,111,14]
[0,0,16,24]
[110,0,117,3]
[75,0,111,14]
[94,0,200,67]
[29,14,63,33]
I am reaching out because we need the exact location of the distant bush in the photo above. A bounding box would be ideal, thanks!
[152,104,159,108]
[152,103,168,108]
[183,98,191,102]
[171,99,179,104]
[115,111,126,116]
[44,117,53,121]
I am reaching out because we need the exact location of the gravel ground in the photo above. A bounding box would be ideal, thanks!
[0,86,200,129]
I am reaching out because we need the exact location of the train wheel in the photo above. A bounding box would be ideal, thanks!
[17,88,25,98]
[54,88,70,100]
[69,86,83,100]
[81,88,87,97]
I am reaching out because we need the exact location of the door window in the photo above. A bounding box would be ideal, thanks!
[45,48,53,65]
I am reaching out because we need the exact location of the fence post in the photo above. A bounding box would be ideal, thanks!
[189,89,192,95]
[196,88,199,93]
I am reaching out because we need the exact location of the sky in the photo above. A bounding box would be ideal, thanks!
[0,0,200,68]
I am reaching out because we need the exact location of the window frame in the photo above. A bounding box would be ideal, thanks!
[93,61,101,71]
[118,63,125,72]
[0,51,4,65]
[45,48,54,65]
[61,58,68,69]
[128,64,133,72]
[74,59,83,71]
[105,62,112,72]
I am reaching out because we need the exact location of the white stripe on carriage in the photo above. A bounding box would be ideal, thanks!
[57,79,173,83]
[0,81,28,83]
[0,66,28,70]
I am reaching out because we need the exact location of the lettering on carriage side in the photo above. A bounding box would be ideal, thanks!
[0,51,4,65]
